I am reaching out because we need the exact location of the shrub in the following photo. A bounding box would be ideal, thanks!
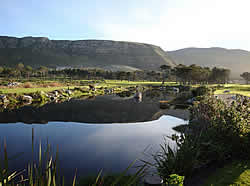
[22,82,33,88]
[151,134,201,182]
[151,95,249,182]
[177,85,191,92]
[189,95,250,160]
[166,174,184,186]
[191,86,212,97]
[48,82,62,87]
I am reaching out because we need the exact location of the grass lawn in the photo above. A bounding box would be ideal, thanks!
[0,86,76,94]
[0,80,177,94]
[1,80,249,97]
[213,84,250,97]
[104,80,177,86]
[204,160,250,186]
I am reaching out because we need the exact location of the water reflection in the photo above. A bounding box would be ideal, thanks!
[0,115,187,181]
[0,90,179,124]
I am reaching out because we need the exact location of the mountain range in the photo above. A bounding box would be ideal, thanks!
[167,47,250,79]
[0,36,249,79]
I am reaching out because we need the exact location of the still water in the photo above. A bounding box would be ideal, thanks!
[0,93,187,180]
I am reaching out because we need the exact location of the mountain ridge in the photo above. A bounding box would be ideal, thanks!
[0,36,176,71]
[167,47,250,79]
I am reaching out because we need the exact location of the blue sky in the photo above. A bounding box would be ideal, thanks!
[1,0,250,51]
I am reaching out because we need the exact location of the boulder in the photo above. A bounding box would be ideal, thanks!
[53,91,59,97]
[159,100,170,109]
[22,95,33,102]
[65,90,72,95]
[0,95,8,103]
[143,174,163,186]
[172,87,179,93]
[7,82,20,87]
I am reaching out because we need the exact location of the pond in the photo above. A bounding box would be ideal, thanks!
[0,92,188,181]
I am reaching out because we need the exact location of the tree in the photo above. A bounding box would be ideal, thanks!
[240,72,250,84]
[0,66,3,74]
[15,63,25,78]
[38,66,49,78]
[25,65,33,79]
[17,63,25,70]
[210,67,230,84]
[160,65,171,84]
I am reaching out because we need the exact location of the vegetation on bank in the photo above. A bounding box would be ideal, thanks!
[148,93,249,185]
[0,85,249,185]
[0,64,250,185]
[0,139,147,186]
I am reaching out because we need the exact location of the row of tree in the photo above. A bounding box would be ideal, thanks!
[0,63,49,79]
[1,63,249,84]
[160,64,231,84]
[240,72,250,84]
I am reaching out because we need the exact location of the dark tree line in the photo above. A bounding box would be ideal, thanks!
[160,64,230,84]
[0,63,232,84]
[241,72,250,84]
[0,63,49,79]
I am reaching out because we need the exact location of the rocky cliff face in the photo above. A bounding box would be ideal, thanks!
[0,36,175,70]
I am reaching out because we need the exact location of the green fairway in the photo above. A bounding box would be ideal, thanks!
[104,80,177,86]
[0,80,249,97]
[204,160,250,186]
[0,80,177,94]
[214,84,250,97]
[0,86,76,94]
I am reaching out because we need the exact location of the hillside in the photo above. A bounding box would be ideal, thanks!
[0,36,175,71]
[167,47,250,79]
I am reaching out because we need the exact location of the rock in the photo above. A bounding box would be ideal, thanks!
[160,86,166,91]
[134,92,142,102]
[50,96,56,101]
[7,82,20,87]
[187,97,196,104]
[0,95,7,99]
[104,89,111,94]
[143,174,163,186]
[65,90,72,95]
[172,87,179,93]
[89,85,96,91]
[159,100,170,109]
[22,95,33,102]
[0,95,8,103]
[53,91,59,97]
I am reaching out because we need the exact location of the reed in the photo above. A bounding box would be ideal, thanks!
[0,128,146,186]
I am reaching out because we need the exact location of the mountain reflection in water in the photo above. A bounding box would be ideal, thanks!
[0,90,186,124]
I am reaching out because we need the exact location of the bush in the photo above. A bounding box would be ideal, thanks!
[189,95,250,160]
[177,85,191,92]
[151,134,200,181]
[191,86,212,97]
[166,174,184,186]
[22,82,33,88]
[151,95,249,182]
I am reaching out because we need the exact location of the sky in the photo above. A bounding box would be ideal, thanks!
[1,0,250,51]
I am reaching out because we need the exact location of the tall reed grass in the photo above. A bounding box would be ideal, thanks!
[0,128,146,186]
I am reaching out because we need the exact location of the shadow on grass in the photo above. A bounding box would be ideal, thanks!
[203,160,250,186]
